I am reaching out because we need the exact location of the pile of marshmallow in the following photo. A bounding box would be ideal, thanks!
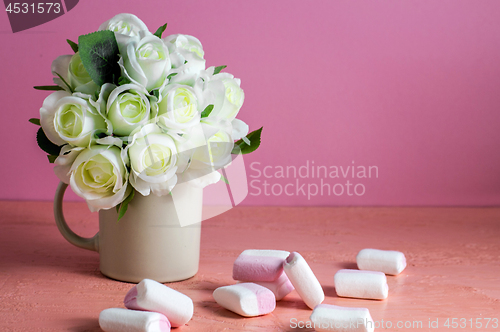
[98,248,406,332]
[213,248,406,331]
[99,279,193,332]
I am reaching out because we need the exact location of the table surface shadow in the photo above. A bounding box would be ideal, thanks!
[0,201,499,331]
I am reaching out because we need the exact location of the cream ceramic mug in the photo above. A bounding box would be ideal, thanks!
[54,181,202,283]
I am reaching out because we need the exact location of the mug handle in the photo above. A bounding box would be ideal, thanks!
[54,181,99,252]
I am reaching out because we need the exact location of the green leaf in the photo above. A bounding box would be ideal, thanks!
[232,127,263,155]
[47,155,58,163]
[154,23,167,38]
[36,127,63,156]
[151,89,160,99]
[78,30,121,86]
[29,118,41,126]
[67,39,78,53]
[33,85,64,91]
[117,189,135,222]
[118,76,131,86]
[213,65,227,75]
[201,104,214,118]
[55,72,73,93]
[166,72,177,80]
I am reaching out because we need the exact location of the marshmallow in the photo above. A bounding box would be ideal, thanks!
[356,248,406,275]
[213,283,276,317]
[99,308,171,332]
[250,271,295,300]
[233,249,290,282]
[283,252,324,309]
[124,279,193,327]
[310,304,374,332]
[334,269,388,300]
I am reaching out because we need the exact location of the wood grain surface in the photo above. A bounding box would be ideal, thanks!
[1,202,499,331]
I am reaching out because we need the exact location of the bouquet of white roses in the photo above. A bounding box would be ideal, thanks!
[30,13,262,219]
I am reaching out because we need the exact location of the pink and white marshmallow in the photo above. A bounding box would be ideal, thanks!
[124,279,193,327]
[334,269,388,300]
[252,271,295,300]
[99,308,171,332]
[213,283,276,317]
[283,252,324,309]
[233,249,290,282]
[356,248,406,275]
[310,304,374,332]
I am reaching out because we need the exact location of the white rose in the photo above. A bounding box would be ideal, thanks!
[157,84,200,131]
[53,145,85,184]
[39,91,108,147]
[166,62,205,87]
[168,126,218,186]
[106,84,157,136]
[190,118,234,170]
[120,31,171,91]
[165,124,206,176]
[69,145,131,212]
[231,118,249,141]
[127,124,178,196]
[51,53,98,95]
[163,34,206,87]
[201,69,244,121]
[163,34,205,69]
[99,13,148,36]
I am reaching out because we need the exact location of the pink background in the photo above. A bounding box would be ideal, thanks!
[1,0,499,206]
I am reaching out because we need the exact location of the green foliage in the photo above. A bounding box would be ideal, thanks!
[117,189,135,222]
[55,73,73,93]
[213,65,227,75]
[201,104,214,118]
[47,155,58,163]
[36,127,62,156]
[118,76,131,86]
[232,127,263,155]
[154,23,167,38]
[167,72,177,80]
[221,173,229,184]
[78,30,121,86]
[66,39,78,53]
[29,118,41,126]
[151,90,160,99]
[33,85,64,91]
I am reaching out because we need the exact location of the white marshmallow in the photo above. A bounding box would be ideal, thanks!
[356,248,406,275]
[99,308,171,332]
[310,304,374,332]
[233,249,290,282]
[124,279,193,327]
[251,271,295,300]
[283,252,324,309]
[213,283,276,317]
[334,269,388,300]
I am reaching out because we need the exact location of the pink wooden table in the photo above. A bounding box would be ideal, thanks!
[1,202,499,331]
